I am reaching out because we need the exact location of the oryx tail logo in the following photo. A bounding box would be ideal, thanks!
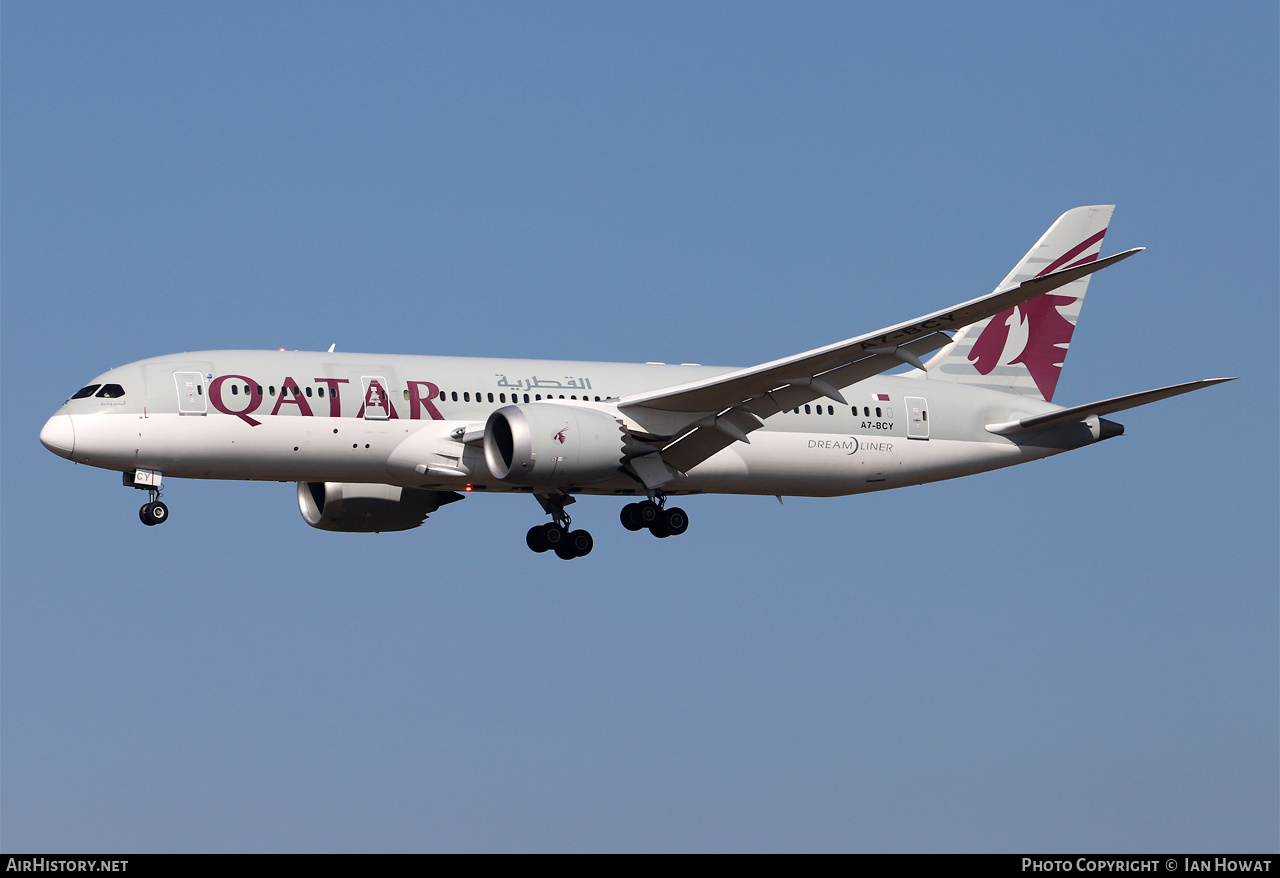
[553,429,567,444]
[969,229,1106,402]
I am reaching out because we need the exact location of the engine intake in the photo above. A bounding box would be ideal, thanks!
[484,403,626,486]
[297,482,463,532]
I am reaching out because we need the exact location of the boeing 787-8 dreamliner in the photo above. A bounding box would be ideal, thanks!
[40,206,1231,559]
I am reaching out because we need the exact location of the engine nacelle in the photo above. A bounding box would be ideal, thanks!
[297,481,462,532]
[484,403,626,486]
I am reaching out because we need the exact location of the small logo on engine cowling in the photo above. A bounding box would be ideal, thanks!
[553,429,567,444]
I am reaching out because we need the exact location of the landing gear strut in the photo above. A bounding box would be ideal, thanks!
[621,495,689,539]
[125,469,169,526]
[527,494,593,559]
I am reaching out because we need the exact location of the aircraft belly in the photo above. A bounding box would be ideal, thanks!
[681,432,1045,497]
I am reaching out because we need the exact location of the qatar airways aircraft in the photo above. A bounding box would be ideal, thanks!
[40,206,1230,559]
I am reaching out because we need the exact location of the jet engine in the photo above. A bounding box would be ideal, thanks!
[484,403,626,486]
[297,481,463,532]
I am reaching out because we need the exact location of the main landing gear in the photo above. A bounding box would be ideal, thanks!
[527,494,593,560]
[526,521,594,559]
[620,498,689,539]
[526,494,691,559]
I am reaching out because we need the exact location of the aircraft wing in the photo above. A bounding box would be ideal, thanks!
[619,248,1143,479]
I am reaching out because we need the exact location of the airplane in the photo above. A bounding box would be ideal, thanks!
[39,206,1232,559]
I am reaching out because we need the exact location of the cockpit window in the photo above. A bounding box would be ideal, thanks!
[70,385,101,400]
[95,384,126,398]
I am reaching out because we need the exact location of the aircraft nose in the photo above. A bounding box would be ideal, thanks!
[40,414,75,458]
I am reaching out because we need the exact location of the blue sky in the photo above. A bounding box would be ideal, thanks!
[3,2,1276,852]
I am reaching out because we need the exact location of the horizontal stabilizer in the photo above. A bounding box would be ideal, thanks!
[986,378,1236,435]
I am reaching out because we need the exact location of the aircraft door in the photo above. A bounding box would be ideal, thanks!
[174,371,207,415]
[906,396,930,439]
[361,376,392,420]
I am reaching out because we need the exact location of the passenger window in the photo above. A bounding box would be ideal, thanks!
[464,392,470,402]
[500,393,506,403]
[863,407,870,416]
[318,387,325,397]
[270,386,276,396]
[536,394,542,401]
[804,405,811,414]
[875,407,882,417]
[451,392,458,401]
[827,405,833,415]
[524,394,530,403]
[403,390,410,400]
[231,385,239,395]
[488,393,494,403]
[71,385,101,399]
[197,386,203,396]
[306,387,312,397]
[96,384,126,398]
[257,386,263,396]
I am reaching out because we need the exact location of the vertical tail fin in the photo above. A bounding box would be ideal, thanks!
[922,205,1115,402]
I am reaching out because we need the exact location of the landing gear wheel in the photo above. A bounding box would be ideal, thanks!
[541,523,566,550]
[635,500,661,528]
[567,529,593,557]
[139,501,168,526]
[659,506,688,537]
[527,525,551,553]
[620,503,645,531]
[552,529,593,559]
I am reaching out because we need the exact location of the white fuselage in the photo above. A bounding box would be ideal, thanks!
[41,350,1102,499]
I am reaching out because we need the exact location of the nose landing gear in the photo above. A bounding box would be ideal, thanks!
[125,469,169,526]
[139,496,169,526]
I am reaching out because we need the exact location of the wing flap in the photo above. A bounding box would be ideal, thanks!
[659,333,951,472]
